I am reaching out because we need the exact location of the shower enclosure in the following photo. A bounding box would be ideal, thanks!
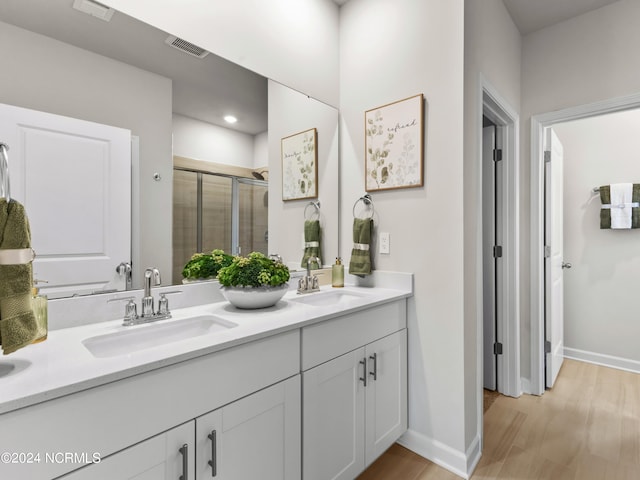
[172,168,268,284]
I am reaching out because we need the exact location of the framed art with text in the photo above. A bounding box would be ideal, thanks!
[365,94,424,192]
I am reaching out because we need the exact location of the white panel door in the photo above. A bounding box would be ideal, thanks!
[196,376,301,480]
[0,103,131,297]
[59,421,194,480]
[482,125,497,391]
[545,128,565,388]
[364,330,407,466]
[303,348,365,480]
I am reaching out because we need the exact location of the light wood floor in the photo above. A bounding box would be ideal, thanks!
[358,359,640,479]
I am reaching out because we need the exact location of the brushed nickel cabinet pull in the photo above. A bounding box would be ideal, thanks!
[179,444,188,480]
[208,430,217,477]
[369,353,378,381]
[359,358,367,387]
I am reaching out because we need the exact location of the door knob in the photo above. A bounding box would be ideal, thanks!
[562,262,572,269]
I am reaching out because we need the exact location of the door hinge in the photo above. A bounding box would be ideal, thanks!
[493,149,503,162]
[493,342,503,355]
[544,150,551,163]
[544,340,551,354]
[544,245,551,258]
[493,245,503,258]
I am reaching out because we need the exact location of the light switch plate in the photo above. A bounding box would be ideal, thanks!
[379,232,390,254]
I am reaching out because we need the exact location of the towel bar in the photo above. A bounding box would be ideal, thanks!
[304,201,321,220]
[353,194,374,219]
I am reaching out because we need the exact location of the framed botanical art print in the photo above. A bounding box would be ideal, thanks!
[365,94,424,192]
[281,127,318,201]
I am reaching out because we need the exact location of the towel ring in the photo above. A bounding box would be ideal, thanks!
[304,201,321,221]
[352,194,374,219]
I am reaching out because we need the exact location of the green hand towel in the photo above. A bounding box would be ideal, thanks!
[0,198,39,355]
[349,218,373,276]
[301,220,322,269]
[599,184,640,229]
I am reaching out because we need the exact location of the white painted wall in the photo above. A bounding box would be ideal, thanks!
[253,132,268,170]
[463,0,521,450]
[553,109,640,368]
[520,0,640,385]
[101,0,339,107]
[340,0,468,474]
[0,20,172,290]
[172,114,256,168]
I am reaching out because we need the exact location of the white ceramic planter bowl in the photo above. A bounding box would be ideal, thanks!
[220,284,289,309]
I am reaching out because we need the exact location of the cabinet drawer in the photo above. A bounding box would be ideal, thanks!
[302,300,406,370]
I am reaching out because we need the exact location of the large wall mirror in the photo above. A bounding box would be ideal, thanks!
[0,0,338,297]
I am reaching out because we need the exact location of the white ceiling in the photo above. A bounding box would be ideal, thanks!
[335,0,621,36]
[0,0,268,135]
[501,0,621,35]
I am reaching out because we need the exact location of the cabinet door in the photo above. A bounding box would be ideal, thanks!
[196,375,300,480]
[60,421,194,480]
[303,348,366,480]
[365,329,408,466]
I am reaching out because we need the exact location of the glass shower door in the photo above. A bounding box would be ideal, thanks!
[237,178,268,256]
[202,174,233,253]
[173,170,198,285]
[172,170,267,284]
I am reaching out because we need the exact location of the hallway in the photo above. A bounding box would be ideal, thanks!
[359,359,640,479]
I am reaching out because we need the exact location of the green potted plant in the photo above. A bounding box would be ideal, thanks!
[181,249,233,283]
[217,252,290,309]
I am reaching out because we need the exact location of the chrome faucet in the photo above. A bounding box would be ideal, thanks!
[142,268,161,317]
[297,256,321,294]
[108,268,181,326]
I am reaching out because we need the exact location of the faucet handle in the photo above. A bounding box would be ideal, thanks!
[108,296,138,325]
[158,294,169,315]
[157,290,182,315]
[269,253,283,264]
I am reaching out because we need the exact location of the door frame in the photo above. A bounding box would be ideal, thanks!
[477,76,521,414]
[529,91,640,395]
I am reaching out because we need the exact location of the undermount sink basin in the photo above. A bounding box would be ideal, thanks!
[82,315,237,358]
[291,290,368,307]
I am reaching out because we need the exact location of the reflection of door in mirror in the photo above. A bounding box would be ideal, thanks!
[172,166,268,285]
[0,103,131,299]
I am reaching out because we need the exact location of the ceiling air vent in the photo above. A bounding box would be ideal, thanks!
[72,0,115,22]
[165,35,210,59]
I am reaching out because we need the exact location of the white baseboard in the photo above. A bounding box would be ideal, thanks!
[397,429,480,479]
[564,347,640,374]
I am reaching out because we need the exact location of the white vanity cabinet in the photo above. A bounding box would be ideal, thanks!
[59,422,195,480]
[195,375,300,479]
[0,286,411,480]
[0,330,300,480]
[301,300,408,480]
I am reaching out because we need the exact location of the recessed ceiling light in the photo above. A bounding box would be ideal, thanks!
[224,115,238,124]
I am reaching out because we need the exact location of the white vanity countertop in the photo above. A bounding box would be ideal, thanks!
[0,283,411,415]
